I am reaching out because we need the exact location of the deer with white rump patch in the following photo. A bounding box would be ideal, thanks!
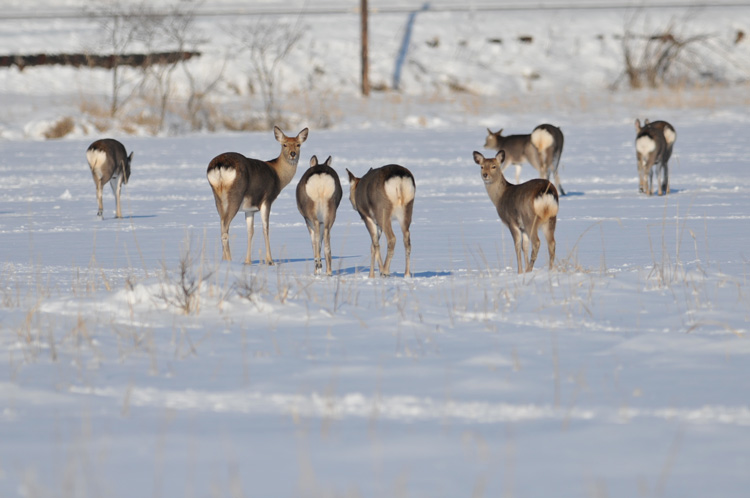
[296,155,342,275]
[346,165,415,278]
[484,124,565,195]
[86,138,132,219]
[206,126,308,264]
[635,118,676,196]
[473,150,558,273]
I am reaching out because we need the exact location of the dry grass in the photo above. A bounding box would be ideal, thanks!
[43,116,75,139]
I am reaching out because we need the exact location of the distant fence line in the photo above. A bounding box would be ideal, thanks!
[0,2,748,20]
[0,52,200,70]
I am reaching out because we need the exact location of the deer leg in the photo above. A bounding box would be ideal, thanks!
[259,203,274,265]
[638,162,646,194]
[645,166,653,196]
[241,211,254,264]
[219,213,232,262]
[381,220,397,277]
[656,164,664,196]
[528,228,541,272]
[308,220,322,275]
[110,176,123,218]
[661,162,669,195]
[400,216,412,278]
[305,220,317,273]
[514,163,522,184]
[542,217,556,270]
[364,218,381,278]
[521,231,531,272]
[509,226,524,274]
[93,174,104,218]
[323,223,333,276]
[554,169,565,196]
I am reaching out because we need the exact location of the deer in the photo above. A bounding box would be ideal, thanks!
[484,124,565,195]
[206,126,308,265]
[86,138,132,219]
[635,118,676,196]
[346,165,415,278]
[473,150,558,274]
[296,155,342,276]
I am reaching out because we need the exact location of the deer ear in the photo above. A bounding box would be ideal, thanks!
[324,155,332,166]
[128,152,134,162]
[309,155,318,167]
[486,128,493,135]
[346,168,356,182]
[473,151,484,165]
[634,119,641,132]
[274,126,284,142]
[297,128,309,143]
[495,150,506,163]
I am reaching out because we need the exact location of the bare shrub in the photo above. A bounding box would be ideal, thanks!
[155,238,212,315]
[137,0,218,131]
[234,19,303,129]
[87,0,222,132]
[43,116,75,139]
[615,10,717,89]
[86,0,150,116]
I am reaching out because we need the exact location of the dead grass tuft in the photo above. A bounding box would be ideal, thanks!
[43,116,75,139]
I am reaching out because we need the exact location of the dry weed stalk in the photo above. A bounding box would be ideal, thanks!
[155,236,212,315]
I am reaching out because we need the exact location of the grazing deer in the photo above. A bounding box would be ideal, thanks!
[86,138,132,219]
[206,126,308,264]
[473,150,558,274]
[484,128,538,184]
[530,124,565,195]
[346,165,415,278]
[635,118,676,196]
[296,155,343,275]
[484,124,565,195]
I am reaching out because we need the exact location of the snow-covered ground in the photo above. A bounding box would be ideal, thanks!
[1,2,750,498]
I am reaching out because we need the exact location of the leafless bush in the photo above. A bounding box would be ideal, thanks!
[88,0,223,132]
[615,10,716,89]
[234,268,269,309]
[234,19,303,128]
[155,238,212,315]
[86,0,150,116]
[137,0,223,131]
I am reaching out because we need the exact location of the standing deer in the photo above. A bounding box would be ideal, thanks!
[346,165,415,278]
[484,124,565,195]
[296,155,342,275]
[206,126,308,264]
[473,150,558,274]
[634,118,676,196]
[86,138,132,219]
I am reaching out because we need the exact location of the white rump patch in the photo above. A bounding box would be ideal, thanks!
[531,128,554,152]
[384,176,415,224]
[306,173,337,222]
[533,193,559,221]
[86,148,107,179]
[207,166,236,189]
[636,135,656,157]
[384,176,416,208]
[305,173,336,202]
[663,127,676,146]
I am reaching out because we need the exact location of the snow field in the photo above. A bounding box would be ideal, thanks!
[1,118,750,497]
